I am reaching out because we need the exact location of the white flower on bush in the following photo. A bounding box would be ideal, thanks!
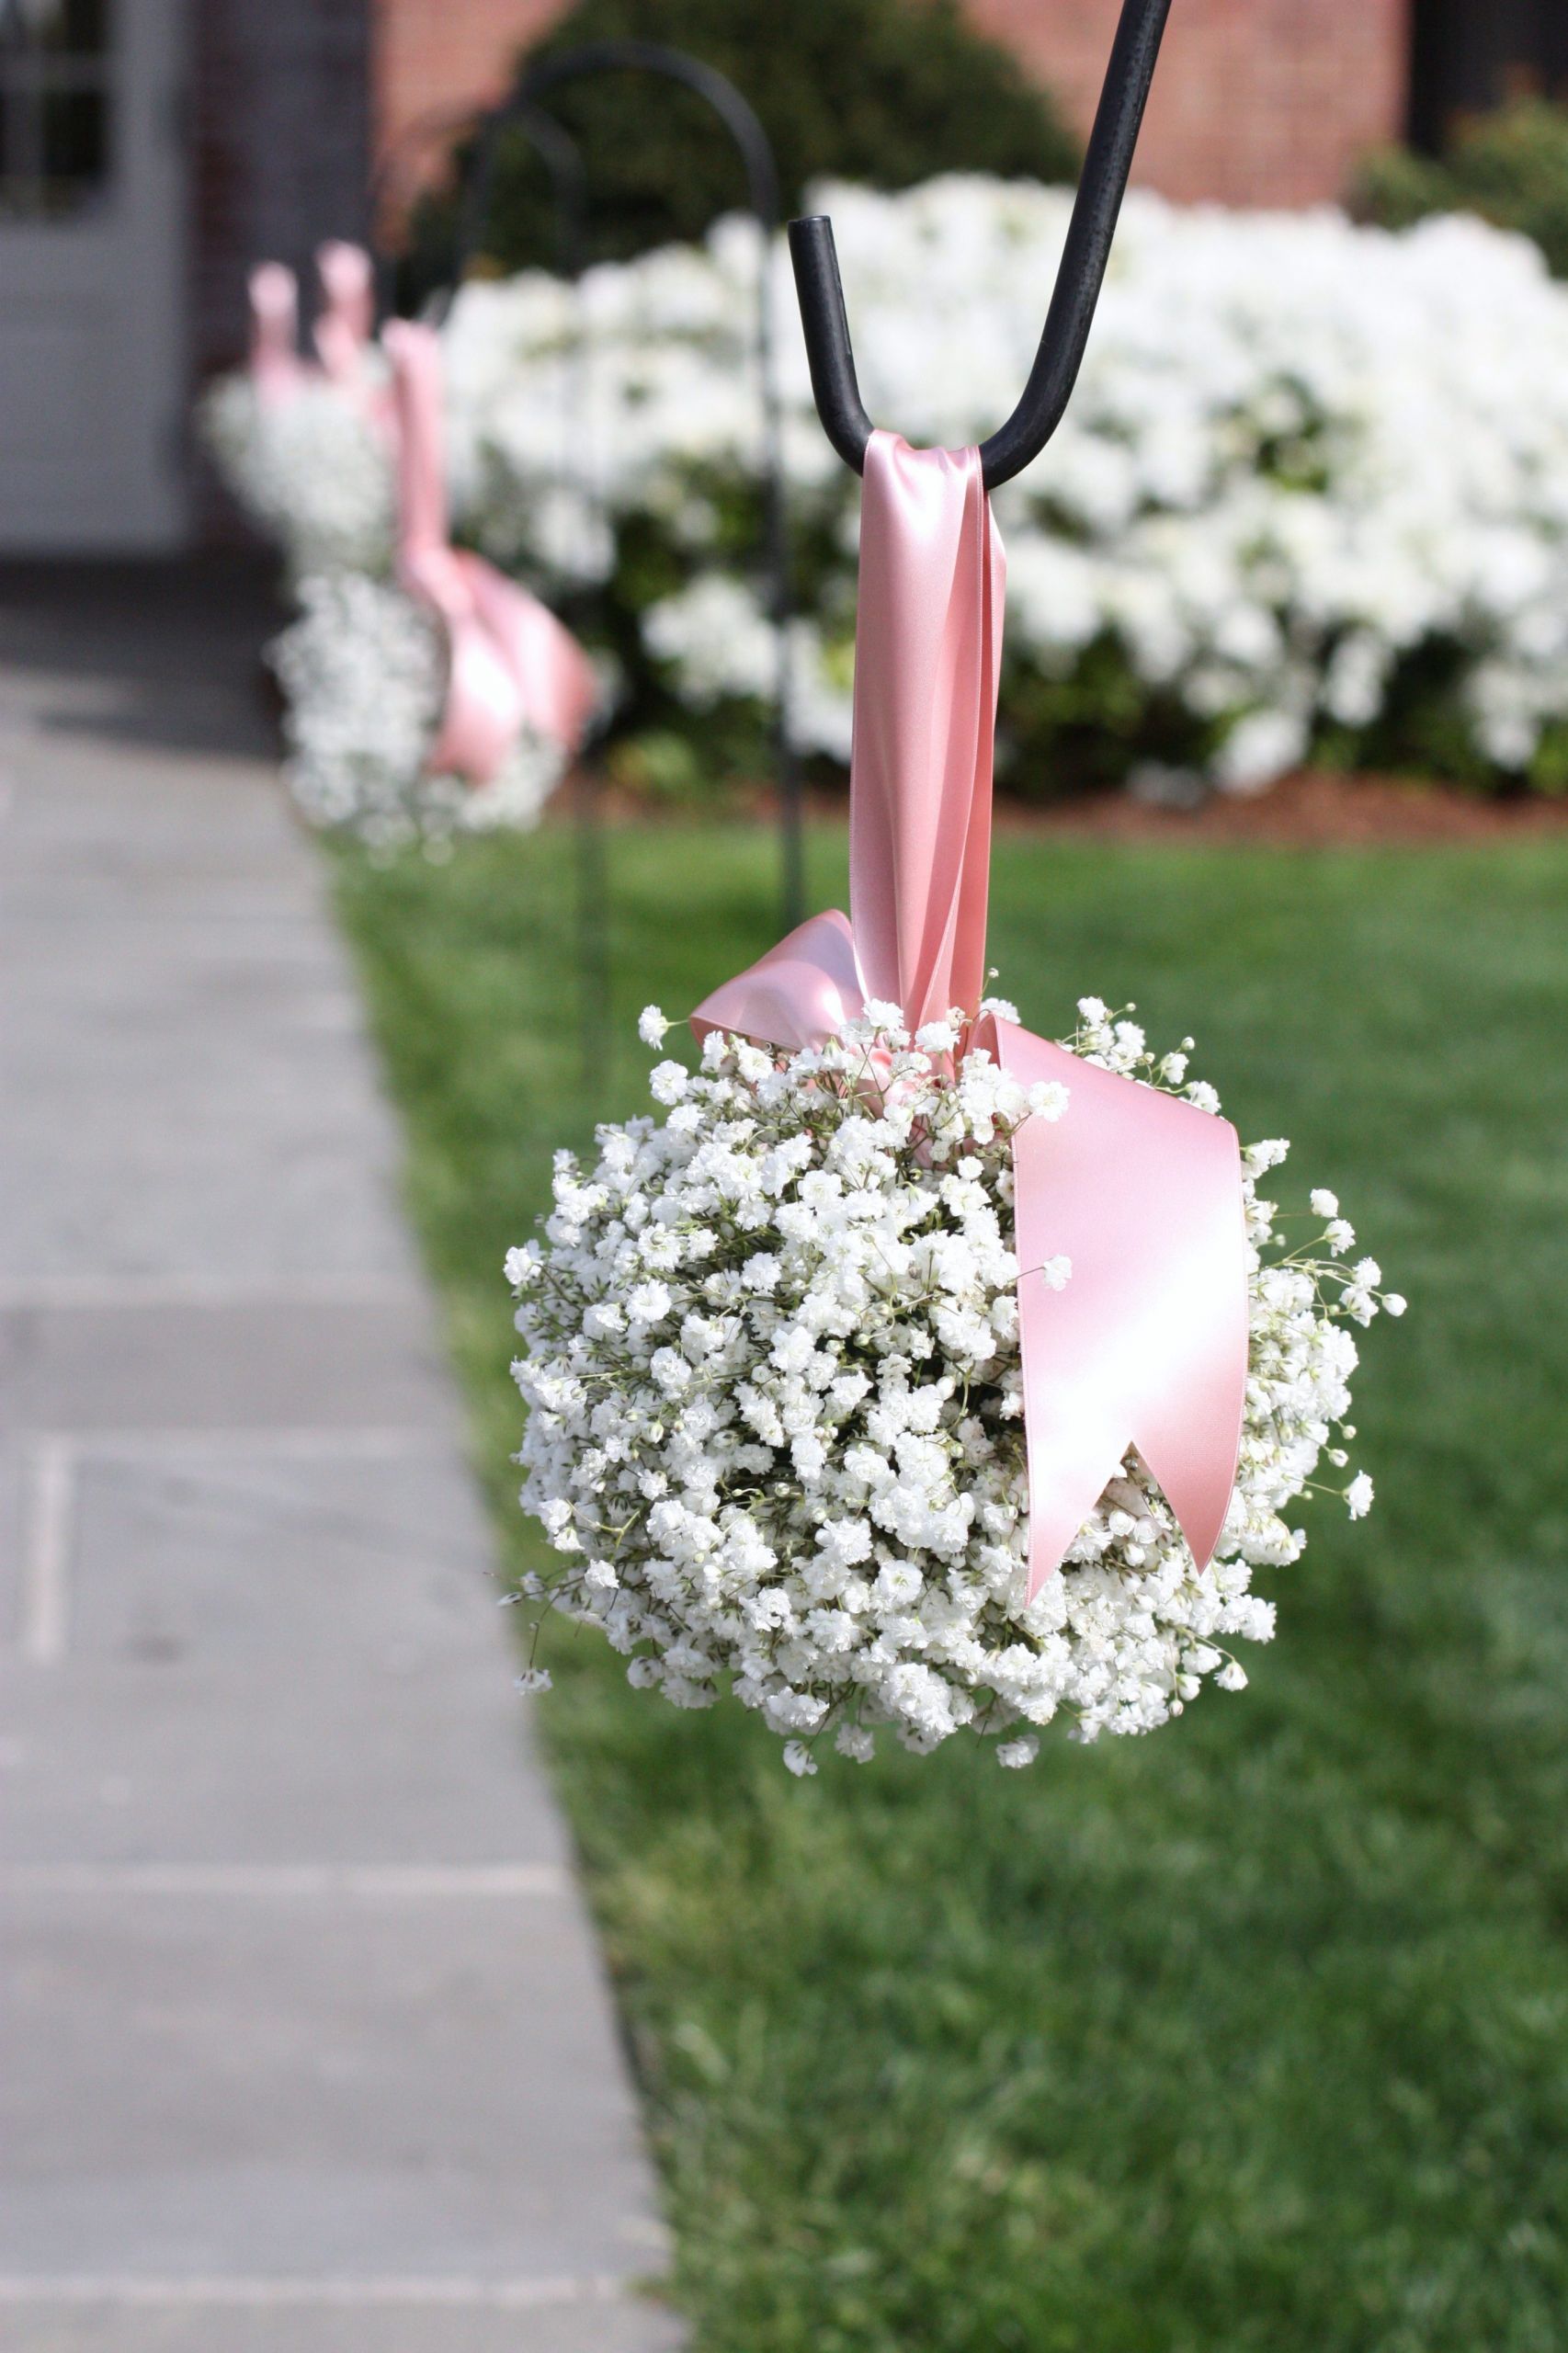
[269,574,565,845]
[507,1000,1395,1765]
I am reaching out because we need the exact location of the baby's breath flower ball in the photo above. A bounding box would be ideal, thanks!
[269,574,567,847]
[507,999,1396,1768]
[199,375,394,584]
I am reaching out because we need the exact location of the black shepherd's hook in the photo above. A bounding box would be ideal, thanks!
[469,38,804,935]
[441,96,589,301]
[789,0,1172,490]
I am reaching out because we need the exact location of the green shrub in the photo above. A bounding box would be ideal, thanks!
[407,0,1077,291]
[1354,98,1568,278]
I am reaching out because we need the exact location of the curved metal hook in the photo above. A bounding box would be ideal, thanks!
[789,0,1171,490]
[438,97,588,319]
[508,38,802,929]
[515,39,779,229]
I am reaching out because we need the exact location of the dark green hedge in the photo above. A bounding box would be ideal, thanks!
[1354,98,1568,279]
[409,0,1077,292]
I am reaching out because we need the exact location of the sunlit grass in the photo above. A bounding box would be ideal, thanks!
[335,823,1568,2352]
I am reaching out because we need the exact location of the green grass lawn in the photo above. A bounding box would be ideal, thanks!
[335,824,1568,2353]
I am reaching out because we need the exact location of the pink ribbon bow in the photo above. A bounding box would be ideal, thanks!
[693,431,1248,1596]
[384,320,598,788]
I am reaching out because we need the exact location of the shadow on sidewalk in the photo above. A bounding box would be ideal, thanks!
[0,556,288,763]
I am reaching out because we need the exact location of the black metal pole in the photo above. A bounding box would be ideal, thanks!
[478,41,804,936]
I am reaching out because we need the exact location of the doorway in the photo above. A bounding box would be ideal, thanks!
[0,0,187,551]
[1409,0,1568,152]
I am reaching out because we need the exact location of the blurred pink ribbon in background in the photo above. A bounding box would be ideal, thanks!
[693,431,1248,1595]
[246,261,306,404]
[312,240,377,384]
[247,244,390,431]
[385,320,598,788]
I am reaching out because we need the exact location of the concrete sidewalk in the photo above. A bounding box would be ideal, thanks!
[0,563,679,2352]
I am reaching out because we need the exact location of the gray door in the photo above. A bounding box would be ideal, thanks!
[0,0,187,551]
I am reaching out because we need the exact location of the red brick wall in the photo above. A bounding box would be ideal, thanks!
[369,0,1414,214]
[970,0,1412,207]
[370,0,569,219]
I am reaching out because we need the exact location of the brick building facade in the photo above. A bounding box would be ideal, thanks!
[971,0,1411,209]
[190,0,1430,403]
[369,0,1414,219]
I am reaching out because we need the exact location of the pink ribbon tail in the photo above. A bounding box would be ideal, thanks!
[385,320,597,787]
[693,429,1249,1587]
[979,1018,1246,1597]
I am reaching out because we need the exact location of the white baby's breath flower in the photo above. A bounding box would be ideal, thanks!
[506,996,1392,1767]
[268,573,565,844]
[1310,1189,1339,1219]
[915,1019,960,1053]
[639,1006,671,1047]
[1346,1472,1375,1519]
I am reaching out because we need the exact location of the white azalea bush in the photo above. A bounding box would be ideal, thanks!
[269,573,566,844]
[445,176,1568,800]
[506,999,1401,1768]
[209,177,1568,805]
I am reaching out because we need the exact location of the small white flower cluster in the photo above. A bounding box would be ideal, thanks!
[199,374,394,585]
[445,175,1568,794]
[269,574,565,846]
[507,997,1401,1768]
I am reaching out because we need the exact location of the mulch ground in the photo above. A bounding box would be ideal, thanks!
[560,767,1568,846]
[1003,767,1568,844]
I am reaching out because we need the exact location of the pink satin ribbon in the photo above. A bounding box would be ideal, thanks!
[693,431,1248,1596]
[384,320,598,788]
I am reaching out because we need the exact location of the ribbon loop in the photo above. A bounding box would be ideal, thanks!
[693,431,1248,1593]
